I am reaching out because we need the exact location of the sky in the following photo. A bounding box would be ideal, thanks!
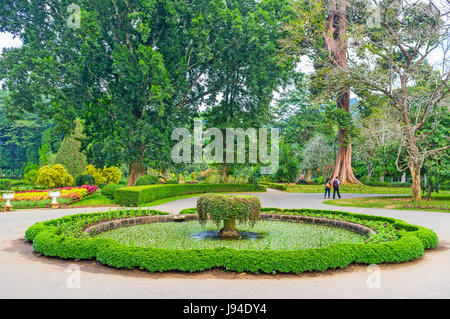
[0,33,22,55]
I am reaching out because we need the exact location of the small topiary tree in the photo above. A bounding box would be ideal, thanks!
[197,194,261,239]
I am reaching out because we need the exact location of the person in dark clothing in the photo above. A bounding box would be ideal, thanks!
[324,178,331,199]
[333,177,341,199]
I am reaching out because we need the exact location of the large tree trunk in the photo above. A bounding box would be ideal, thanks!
[127,158,146,186]
[305,169,313,182]
[328,89,360,184]
[409,165,422,201]
[324,0,360,185]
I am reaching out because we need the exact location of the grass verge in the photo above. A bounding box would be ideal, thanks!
[287,184,414,194]
[323,192,449,212]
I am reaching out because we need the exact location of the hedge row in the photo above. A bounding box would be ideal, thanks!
[25,207,438,274]
[114,183,264,206]
[259,182,288,191]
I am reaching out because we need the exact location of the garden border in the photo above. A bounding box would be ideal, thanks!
[25,208,439,274]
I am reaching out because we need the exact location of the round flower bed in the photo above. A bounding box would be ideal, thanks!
[25,208,438,274]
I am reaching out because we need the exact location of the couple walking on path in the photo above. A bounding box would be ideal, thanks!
[324,177,341,199]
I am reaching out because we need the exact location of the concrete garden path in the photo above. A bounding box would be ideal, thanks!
[0,191,449,299]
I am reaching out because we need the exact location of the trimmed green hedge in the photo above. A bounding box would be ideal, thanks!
[102,184,124,200]
[25,207,438,274]
[135,175,160,186]
[259,182,288,191]
[114,183,263,206]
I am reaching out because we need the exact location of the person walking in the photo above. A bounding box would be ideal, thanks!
[324,178,331,199]
[333,177,341,199]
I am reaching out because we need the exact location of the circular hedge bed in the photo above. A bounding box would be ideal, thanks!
[25,208,438,274]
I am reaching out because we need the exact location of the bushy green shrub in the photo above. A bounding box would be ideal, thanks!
[135,175,160,186]
[114,183,263,206]
[359,176,412,188]
[102,184,124,200]
[25,208,438,274]
[36,164,74,188]
[75,174,96,187]
[197,194,261,227]
[82,165,122,186]
[0,179,12,190]
[102,166,122,184]
[22,162,39,187]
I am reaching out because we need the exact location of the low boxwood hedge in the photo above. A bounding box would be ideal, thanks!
[259,182,288,191]
[114,183,264,206]
[101,184,125,199]
[25,207,438,274]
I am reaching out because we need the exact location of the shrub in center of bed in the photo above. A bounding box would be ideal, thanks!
[197,194,261,239]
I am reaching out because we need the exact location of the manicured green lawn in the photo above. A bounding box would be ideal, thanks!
[323,191,450,212]
[69,192,114,206]
[139,194,201,207]
[95,220,365,250]
[286,183,413,194]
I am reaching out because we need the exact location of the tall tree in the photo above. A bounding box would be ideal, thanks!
[202,0,293,181]
[0,0,224,185]
[350,0,450,200]
[281,0,366,184]
[322,0,361,184]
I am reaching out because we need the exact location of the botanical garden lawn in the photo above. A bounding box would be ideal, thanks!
[95,220,366,250]
[68,192,114,206]
[286,183,414,194]
[323,191,450,213]
[139,194,201,208]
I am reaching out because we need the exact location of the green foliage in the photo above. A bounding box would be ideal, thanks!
[102,184,124,200]
[38,128,53,167]
[0,179,12,190]
[36,164,74,188]
[82,165,122,186]
[135,175,160,186]
[25,208,438,274]
[274,142,300,183]
[75,174,96,187]
[114,183,263,207]
[102,166,122,185]
[83,165,106,186]
[197,194,261,228]
[54,120,87,178]
[22,162,39,186]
